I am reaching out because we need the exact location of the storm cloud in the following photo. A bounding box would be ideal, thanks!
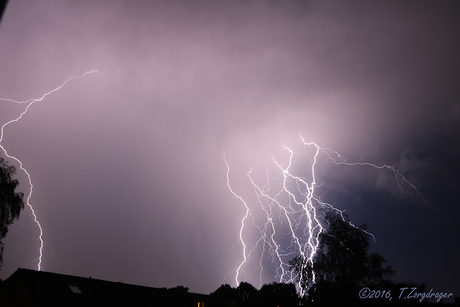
[1,0,459,299]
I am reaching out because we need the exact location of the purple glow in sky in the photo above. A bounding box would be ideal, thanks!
[0,0,459,300]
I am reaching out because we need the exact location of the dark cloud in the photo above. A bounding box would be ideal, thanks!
[0,0,459,299]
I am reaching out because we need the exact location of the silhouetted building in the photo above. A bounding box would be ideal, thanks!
[0,268,209,307]
[1,268,458,307]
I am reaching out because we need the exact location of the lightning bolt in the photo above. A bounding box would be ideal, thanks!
[225,135,429,295]
[0,70,100,271]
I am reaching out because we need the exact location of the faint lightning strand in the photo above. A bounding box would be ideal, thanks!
[0,70,100,271]
[223,152,249,286]
[299,135,431,209]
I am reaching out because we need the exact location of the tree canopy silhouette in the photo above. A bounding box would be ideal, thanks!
[210,282,299,307]
[290,210,394,305]
[258,282,298,307]
[0,155,24,268]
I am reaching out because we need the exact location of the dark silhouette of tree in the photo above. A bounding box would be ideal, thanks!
[210,283,238,306]
[210,282,299,307]
[169,285,189,294]
[288,256,314,296]
[290,211,394,305]
[0,155,24,269]
[259,282,298,307]
[167,286,190,307]
[237,282,258,307]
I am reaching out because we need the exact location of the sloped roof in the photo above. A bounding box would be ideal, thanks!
[1,268,206,307]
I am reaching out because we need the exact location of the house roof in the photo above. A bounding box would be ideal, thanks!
[0,268,208,307]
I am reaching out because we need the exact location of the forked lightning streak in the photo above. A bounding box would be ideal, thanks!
[225,136,429,295]
[0,70,100,270]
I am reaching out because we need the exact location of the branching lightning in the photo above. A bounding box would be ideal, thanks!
[0,70,100,271]
[225,135,429,295]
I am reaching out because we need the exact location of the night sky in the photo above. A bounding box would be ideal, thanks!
[1,0,459,300]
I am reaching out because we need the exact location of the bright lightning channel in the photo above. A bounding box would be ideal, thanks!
[225,136,429,295]
[0,70,100,271]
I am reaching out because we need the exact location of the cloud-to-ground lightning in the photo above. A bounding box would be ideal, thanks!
[0,70,100,271]
[225,136,429,295]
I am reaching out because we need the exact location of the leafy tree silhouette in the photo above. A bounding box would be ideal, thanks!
[0,155,24,269]
[259,282,298,307]
[211,282,299,307]
[210,283,238,306]
[237,282,258,307]
[290,210,394,306]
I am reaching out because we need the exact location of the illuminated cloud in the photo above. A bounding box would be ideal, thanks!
[0,0,458,299]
